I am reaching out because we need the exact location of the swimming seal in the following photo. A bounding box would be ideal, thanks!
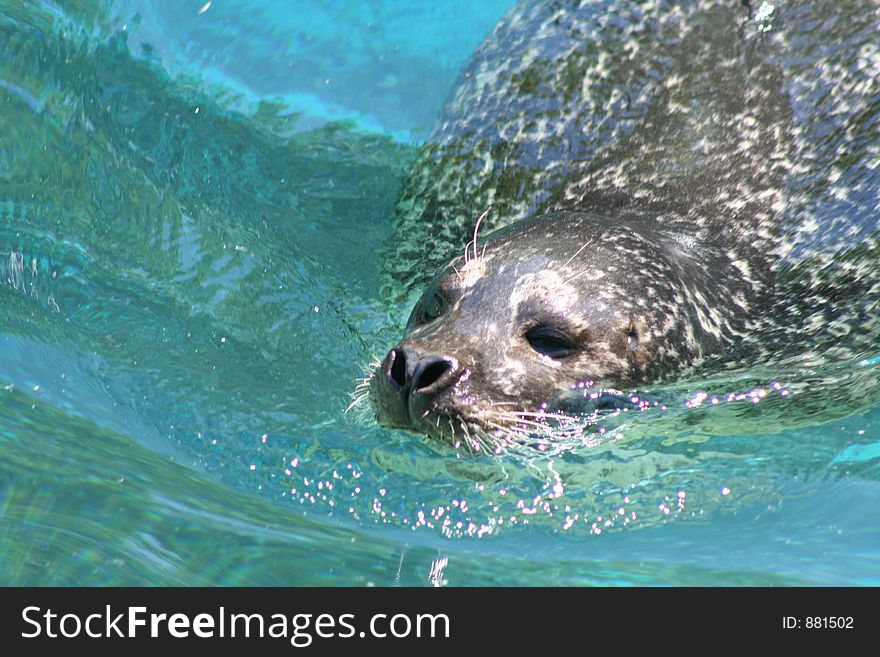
[369,0,880,445]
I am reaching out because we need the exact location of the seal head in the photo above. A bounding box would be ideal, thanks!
[370,211,745,444]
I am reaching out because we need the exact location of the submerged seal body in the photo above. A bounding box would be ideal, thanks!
[369,0,880,444]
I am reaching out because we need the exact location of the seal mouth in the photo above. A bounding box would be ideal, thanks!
[409,408,502,452]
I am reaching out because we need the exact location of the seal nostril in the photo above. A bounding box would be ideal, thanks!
[389,349,407,388]
[412,357,453,393]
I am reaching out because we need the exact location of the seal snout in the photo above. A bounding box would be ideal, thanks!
[375,346,460,428]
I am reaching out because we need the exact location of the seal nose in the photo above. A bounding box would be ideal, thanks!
[383,347,458,397]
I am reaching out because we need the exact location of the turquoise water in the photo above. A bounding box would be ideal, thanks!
[1,0,879,586]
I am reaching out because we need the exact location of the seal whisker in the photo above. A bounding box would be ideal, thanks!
[560,238,593,270]
[361,356,382,374]
[346,364,377,418]
[511,410,580,422]
[468,421,497,454]
[491,413,554,429]
[483,421,527,449]
[472,209,489,263]
[448,418,476,454]
[486,417,538,433]
[345,389,369,414]
[484,419,529,435]
[458,419,482,453]
[561,266,597,287]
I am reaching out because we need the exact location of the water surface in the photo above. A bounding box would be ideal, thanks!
[1,0,879,586]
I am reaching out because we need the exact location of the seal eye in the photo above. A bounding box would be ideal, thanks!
[524,325,577,359]
[414,290,448,325]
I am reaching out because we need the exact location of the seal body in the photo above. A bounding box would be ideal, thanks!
[370,0,880,444]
